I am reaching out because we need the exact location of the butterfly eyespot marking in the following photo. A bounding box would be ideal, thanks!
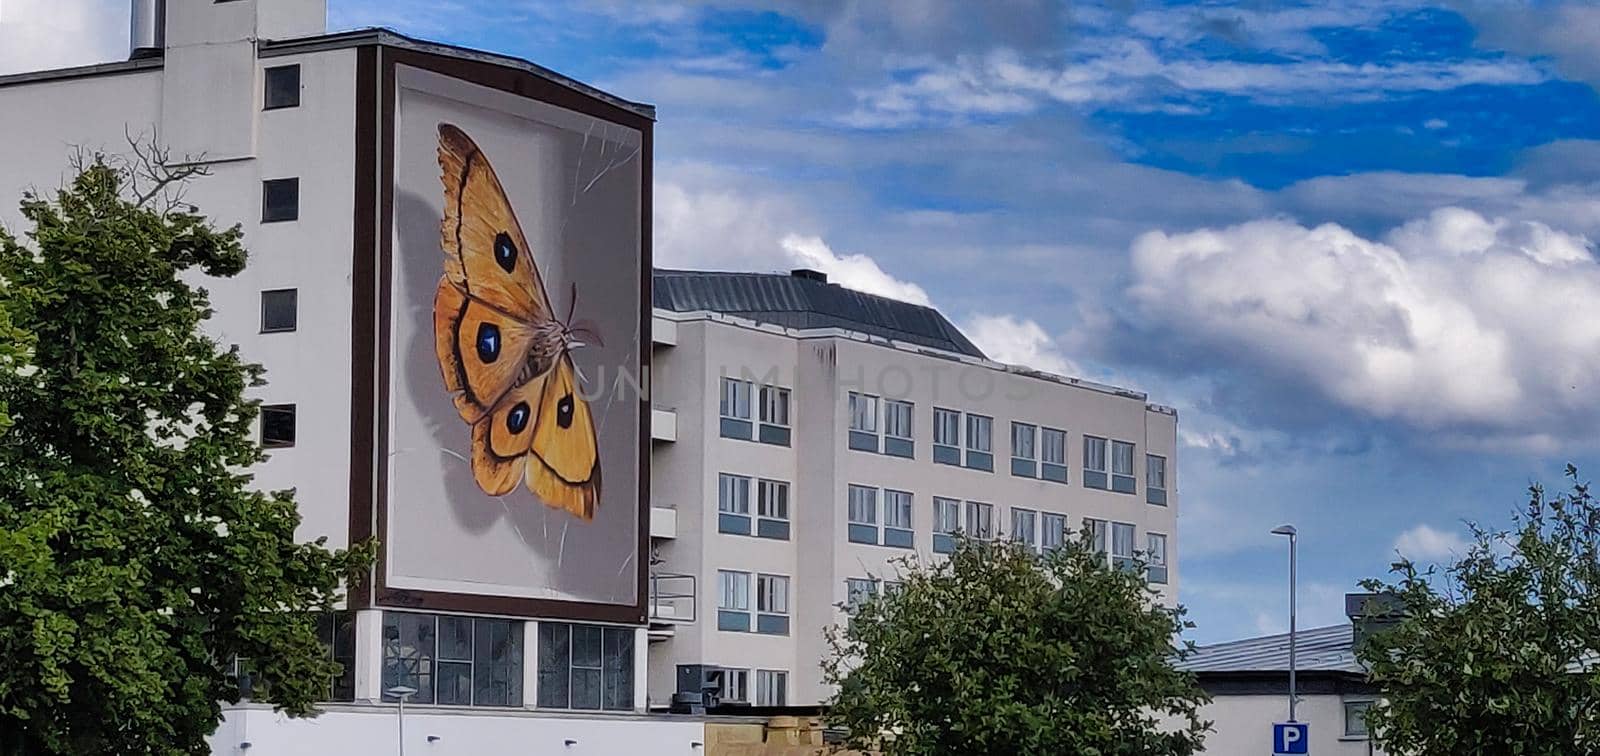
[557,393,575,429]
[506,401,531,434]
[475,322,501,363]
[493,232,517,273]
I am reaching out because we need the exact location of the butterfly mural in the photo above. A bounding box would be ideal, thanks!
[431,123,602,520]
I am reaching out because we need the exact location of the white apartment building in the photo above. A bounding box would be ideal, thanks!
[646,268,1179,709]
[0,2,697,752]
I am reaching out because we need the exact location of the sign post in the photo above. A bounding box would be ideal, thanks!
[1273,722,1308,755]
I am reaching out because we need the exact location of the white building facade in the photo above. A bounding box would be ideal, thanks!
[0,2,679,751]
[645,269,1180,708]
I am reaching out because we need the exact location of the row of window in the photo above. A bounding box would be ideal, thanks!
[379,612,635,711]
[717,571,791,636]
[718,379,1171,506]
[712,668,789,707]
[716,474,791,540]
[718,378,792,446]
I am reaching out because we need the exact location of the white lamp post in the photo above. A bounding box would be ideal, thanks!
[1271,524,1299,722]
[387,685,418,756]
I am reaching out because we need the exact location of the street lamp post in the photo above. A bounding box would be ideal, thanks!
[387,685,418,756]
[1271,525,1299,723]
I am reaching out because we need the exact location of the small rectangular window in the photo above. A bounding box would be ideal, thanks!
[884,400,915,458]
[1147,454,1168,505]
[1111,440,1137,494]
[882,489,913,548]
[1041,513,1067,552]
[846,485,878,544]
[1112,522,1137,571]
[757,478,790,539]
[1344,699,1373,738]
[719,377,753,439]
[932,408,961,465]
[1041,427,1068,483]
[263,64,300,110]
[964,414,993,472]
[260,288,297,332]
[844,577,877,613]
[261,178,299,223]
[848,392,880,452]
[1146,533,1169,584]
[717,570,751,632]
[261,403,296,448]
[756,670,788,706]
[1011,507,1037,550]
[720,668,750,704]
[759,385,790,426]
[717,473,752,536]
[1085,518,1109,559]
[965,501,994,540]
[756,574,790,635]
[1011,422,1037,477]
[1083,435,1109,489]
[933,496,961,554]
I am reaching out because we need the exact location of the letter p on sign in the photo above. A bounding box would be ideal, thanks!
[1274,722,1308,755]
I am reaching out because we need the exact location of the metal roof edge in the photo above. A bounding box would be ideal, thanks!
[260,28,656,120]
[0,57,163,89]
[655,308,1160,403]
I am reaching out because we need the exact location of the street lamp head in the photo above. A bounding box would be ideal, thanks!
[387,685,418,698]
[1271,524,1298,538]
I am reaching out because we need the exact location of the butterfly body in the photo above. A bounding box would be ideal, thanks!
[432,123,601,520]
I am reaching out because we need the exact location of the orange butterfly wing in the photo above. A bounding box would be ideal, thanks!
[438,123,554,322]
[468,373,550,497]
[527,354,601,520]
[432,279,546,423]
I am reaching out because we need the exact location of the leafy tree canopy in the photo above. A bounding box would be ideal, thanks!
[1357,466,1600,756]
[0,151,371,755]
[824,536,1209,756]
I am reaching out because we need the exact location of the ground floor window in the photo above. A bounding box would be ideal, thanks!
[381,611,523,707]
[537,622,635,712]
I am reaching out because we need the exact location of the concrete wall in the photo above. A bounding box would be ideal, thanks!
[208,705,707,756]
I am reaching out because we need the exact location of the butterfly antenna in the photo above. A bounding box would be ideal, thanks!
[565,282,579,328]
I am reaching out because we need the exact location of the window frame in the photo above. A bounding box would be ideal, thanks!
[259,288,298,333]
[1041,512,1068,553]
[1111,439,1138,494]
[1146,454,1168,505]
[1040,427,1069,483]
[1083,435,1109,489]
[1146,532,1169,584]
[261,403,296,448]
[847,392,880,452]
[755,669,788,707]
[844,577,878,614]
[932,407,961,465]
[756,478,790,540]
[846,484,879,545]
[933,496,962,554]
[965,500,995,540]
[1010,507,1038,550]
[1084,518,1109,561]
[882,488,914,548]
[717,473,753,536]
[381,611,524,708]
[883,399,915,458]
[263,63,301,110]
[756,573,790,635]
[717,570,752,632]
[260,177,299,223]
[719,377,753,440]
[1111,521,1137,571]
[1343,698,1374,738]
[1010,421,1038,477]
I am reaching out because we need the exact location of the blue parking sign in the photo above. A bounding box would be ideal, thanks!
[1273,722,1308,754]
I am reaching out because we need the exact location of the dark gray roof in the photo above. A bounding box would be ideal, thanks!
[1178,624,1363,675]
[654,269,985,359]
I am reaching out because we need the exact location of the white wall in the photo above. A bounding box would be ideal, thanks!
[1173,694,1383,756]
[207,705,707,756]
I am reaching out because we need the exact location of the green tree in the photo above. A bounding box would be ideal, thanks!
[1357,466,1600,755]
[0,151,372,755]
[823,536,1210,756]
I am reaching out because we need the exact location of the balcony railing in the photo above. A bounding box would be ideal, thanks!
[649,572,697,624]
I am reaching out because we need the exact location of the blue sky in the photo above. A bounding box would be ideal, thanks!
[11,0,1600,643]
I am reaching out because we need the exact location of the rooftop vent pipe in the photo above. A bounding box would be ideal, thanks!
[130,0,166,59]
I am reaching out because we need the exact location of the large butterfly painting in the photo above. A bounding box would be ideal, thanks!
[432,123,602,520]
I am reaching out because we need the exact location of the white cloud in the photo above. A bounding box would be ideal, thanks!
[1393,523,1469,561]
[845,41,1546,126]
[962,314,1081,376]
[1424,117,1449,130]
[779,234,932,306]
[1127,208,1600,444]
[0,0,128,76]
